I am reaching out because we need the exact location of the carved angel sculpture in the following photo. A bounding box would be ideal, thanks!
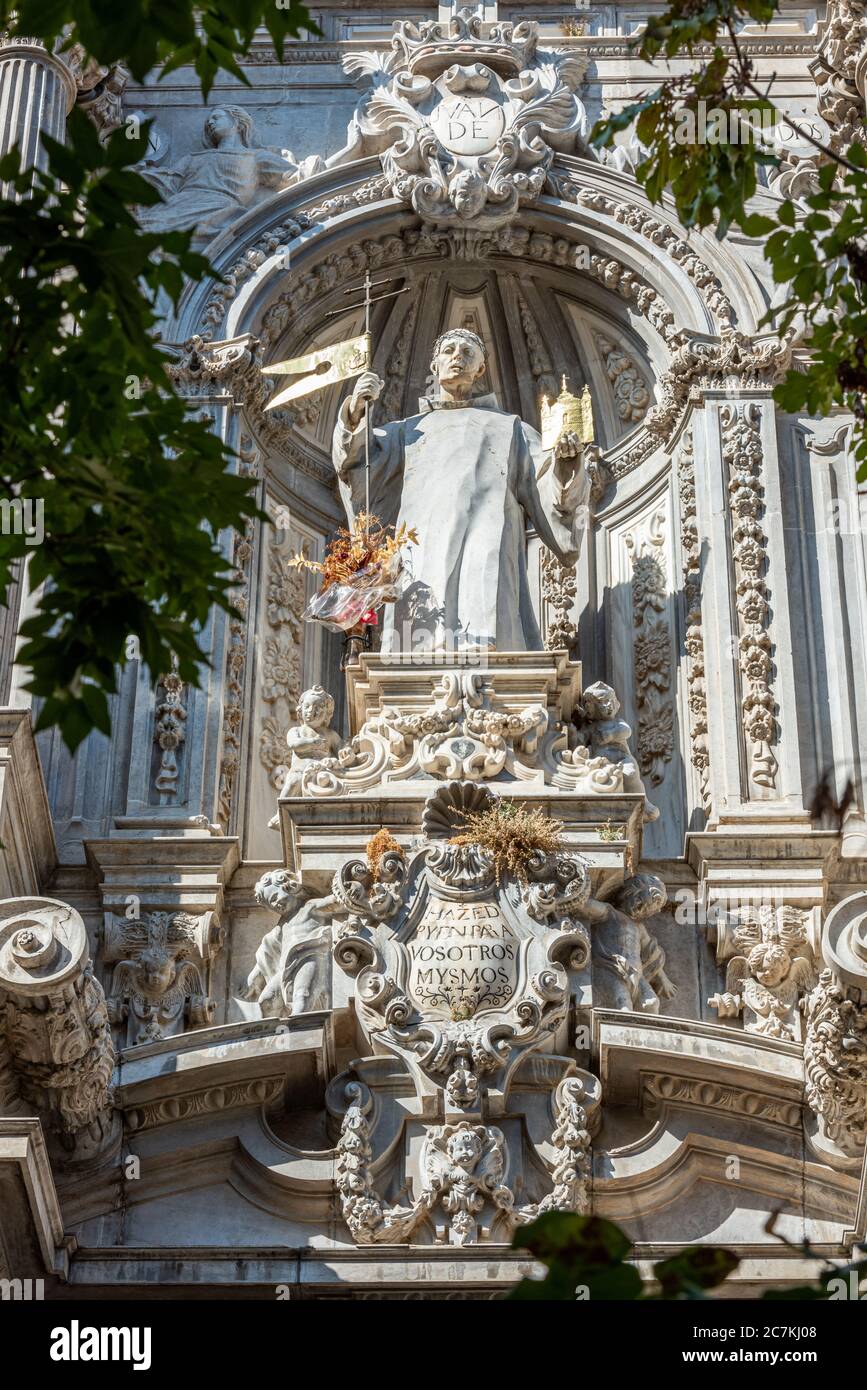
[709,910,817,1041]
[579,681,659,822]
[587,872,676,1013]
[269,685,345,828]
[418,1122,514,1244]
[243,868,334,1017]
[108,946,212,1046]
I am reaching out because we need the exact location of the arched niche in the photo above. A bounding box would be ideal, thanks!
[163,157,768,860]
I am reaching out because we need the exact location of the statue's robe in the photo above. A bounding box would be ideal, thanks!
[332,394,589,651]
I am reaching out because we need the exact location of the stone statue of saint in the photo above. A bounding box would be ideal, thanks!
[138,105,322,243]
[331,328,590,652]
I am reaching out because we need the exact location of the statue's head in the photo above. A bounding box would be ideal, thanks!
[450,168,487,220]
[254,868,307,917]
[138,945,174,996]
[748,942,790,987]
[613,872,667,920]
[582,681,620,721]
[430,329,486,396]
[204,106,253,148]
[447,1126,483,1169]
[297,684,334,729]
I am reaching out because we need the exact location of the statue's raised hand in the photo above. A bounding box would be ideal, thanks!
[347,371,385,428]
[554,430,582,461]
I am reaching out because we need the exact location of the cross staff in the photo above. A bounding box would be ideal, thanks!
[326,271,409,527]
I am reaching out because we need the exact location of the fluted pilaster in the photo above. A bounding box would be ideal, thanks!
[0,37,77,197]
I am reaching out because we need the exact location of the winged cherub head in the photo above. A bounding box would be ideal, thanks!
[747,942,791,989]
[447,1127,484,1171]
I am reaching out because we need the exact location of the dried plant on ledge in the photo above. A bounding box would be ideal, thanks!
[365,829,404,882]
[449,799,564,885]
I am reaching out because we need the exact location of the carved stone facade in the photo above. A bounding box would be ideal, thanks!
[1,3,866,1302]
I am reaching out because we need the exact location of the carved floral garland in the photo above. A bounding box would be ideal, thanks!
[721,402,778,790]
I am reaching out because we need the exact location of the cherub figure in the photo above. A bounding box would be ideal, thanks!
[586,872,676,1013]
[269,685,344,828]
[242,868,334,1017]
[579,681,659,821]
[419,1122,513,1245]
[709,909,816,1040]
[108,940,212,1046]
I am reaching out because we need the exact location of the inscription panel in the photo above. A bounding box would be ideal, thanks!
[408,895,519,1018]
[430,98,506,155]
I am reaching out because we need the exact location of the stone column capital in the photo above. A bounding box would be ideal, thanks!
[0,36,78,113]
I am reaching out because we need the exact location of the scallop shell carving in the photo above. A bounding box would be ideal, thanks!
[421,781,496,840]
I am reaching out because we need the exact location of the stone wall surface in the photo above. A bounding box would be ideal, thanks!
[1,1,866,1299]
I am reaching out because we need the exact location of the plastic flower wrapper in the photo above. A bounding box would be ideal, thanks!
[289,514,417,634]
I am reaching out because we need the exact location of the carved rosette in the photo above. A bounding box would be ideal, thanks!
[720,402,778,790]
[0,898,116,1155]
[677,430,711,813]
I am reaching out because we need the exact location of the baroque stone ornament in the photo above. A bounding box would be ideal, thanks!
[708,906,817,1041]
[270,657,646,811]
[0,898,115,1157]
[596,334,651,425]
[104,910,223,1046]
[152,663,187,803]
[217,436,258,830]
[541,546,577,652]
[624,510,674,789]
[812,0,867,156]
[332,782,592,1106]
[340,11,591,229]
[244,869,334,1016]
[720,401,778,790]
[334,1067,599,1246]
[257,501,307,808]
[677,430,711,814]
[804,971,867,1158]
[804,891,867,1159]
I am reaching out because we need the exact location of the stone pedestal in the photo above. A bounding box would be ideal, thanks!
[244,651,676,1247]
[275,651,645,891]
